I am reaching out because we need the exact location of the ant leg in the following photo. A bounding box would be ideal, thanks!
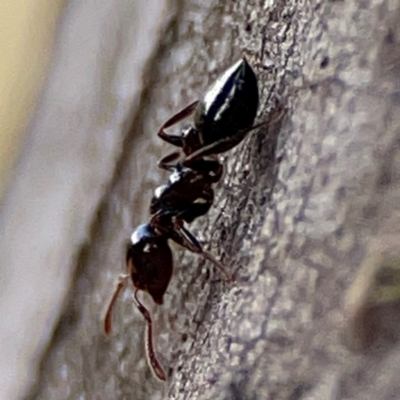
[183,158,224,183]
[133,289,167,381]
[149,214,230,279]
[183,106,285,165]
[158,101,199,147]
[173,223,232,280]
[183,120,268,166]
[104,274,130,335]
[158,153,223,183]
[157,151,181,171]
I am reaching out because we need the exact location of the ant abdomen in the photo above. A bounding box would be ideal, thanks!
[194,57,259,145]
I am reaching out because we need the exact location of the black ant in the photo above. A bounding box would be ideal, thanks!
[104,57,265,381]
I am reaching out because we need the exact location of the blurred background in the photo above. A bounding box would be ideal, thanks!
[0,1,169,398]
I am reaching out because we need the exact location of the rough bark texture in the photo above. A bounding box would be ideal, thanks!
[32,0,400,399]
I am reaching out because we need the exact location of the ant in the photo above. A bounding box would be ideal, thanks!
[104,57,266,381]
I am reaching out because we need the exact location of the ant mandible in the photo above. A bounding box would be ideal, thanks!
[104,57,263,381]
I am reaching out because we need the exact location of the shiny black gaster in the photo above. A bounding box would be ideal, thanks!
[194,57,259,146]
[157,57,260,161]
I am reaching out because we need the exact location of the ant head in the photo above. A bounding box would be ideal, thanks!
[126,224,173,305]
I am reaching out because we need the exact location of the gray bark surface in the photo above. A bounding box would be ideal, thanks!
[31,0,400,399]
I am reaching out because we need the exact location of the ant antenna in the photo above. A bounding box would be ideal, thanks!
[104,274,129,335]
[134,289,167,381]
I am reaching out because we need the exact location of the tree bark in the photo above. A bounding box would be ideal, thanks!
[29,0,400,399]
